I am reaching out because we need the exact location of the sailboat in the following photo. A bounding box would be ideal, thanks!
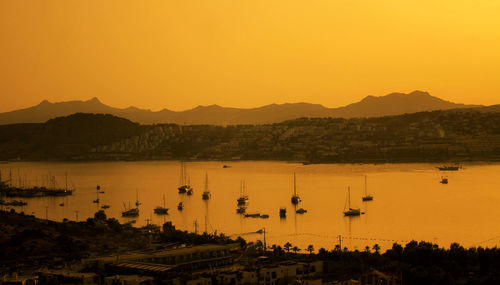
[202,172,211,200]
[135,189,141,206]
[291,172,301,204]
[343,186,361,216]
[237,180,249,206]
[178,162,193,194]
[362,175,373,201]
[154,194,169,215]
[177,202,184,211]
[122,201,139,217]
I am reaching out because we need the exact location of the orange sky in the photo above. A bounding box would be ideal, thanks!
[1,1,499,112]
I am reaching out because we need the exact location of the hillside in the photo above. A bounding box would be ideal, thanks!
[2,110,500,162]
[0,113,145,160]
[0,91,480,125]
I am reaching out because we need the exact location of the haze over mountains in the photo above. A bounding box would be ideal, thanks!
[0,91,484,125]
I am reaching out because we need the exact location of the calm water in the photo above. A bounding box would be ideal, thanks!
[1,161,500,251]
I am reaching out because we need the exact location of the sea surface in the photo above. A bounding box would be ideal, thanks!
[1,161,499,252]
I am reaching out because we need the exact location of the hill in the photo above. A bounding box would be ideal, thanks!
[0,91,480,125]
[2,110,500,162]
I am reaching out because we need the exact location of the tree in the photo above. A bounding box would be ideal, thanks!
[364,246,370,253]
[292,246,301,254]
[284,242,292,253]
[307,244,314,255]
[373,243,381,254]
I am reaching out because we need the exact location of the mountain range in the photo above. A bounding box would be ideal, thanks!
[0,90,485,125]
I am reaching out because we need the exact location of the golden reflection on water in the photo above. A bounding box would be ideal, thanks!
[1,161,499,251]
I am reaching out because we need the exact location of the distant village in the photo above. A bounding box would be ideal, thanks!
[85,110,500,163]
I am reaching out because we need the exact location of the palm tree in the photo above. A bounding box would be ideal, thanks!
[373,243,381,254]
[307,244,314,255]
[284,242,292,253]
[292,246,301,254]
[364,246,370,253]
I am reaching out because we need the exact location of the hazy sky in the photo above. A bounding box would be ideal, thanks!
[1,1,499,112]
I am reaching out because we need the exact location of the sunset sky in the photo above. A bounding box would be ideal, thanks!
[1,0,499,112]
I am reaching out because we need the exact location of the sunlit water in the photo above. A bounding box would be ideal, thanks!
[1,161,499,252]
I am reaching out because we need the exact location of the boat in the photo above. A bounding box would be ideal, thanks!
[121,202,139,217]
[260,214,269,219]
[202,172,211,200]
[440,177,448,184]
[296,208,307,214]
[154,194,169,215]
[222,165,232,168]
[178,162,193,194]
[177,202,184,211]
[93,198,100,203]
[97,185,104,193]
[121,208,139,217]
[437,164,461,171]
[343,186,361,216]
[0,172,74,198]
[291,172,301,204]
[237,180,249,206]
[362,175,374,201]
[187,188,193,196]
[59,203,64,207]
[244,213,261,218]
[236,206,246,214]
[279,207,287,218]
[135,190,141,206]
[101,204,110,209]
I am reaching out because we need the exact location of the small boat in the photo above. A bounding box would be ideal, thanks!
[362,175,374,202]
[202,172,211,200]
[154,194,169,215]
[260,214,269,219]
[93,199,100,203]
[187,188,193,196]
[440,177,448,184]
[101,204,110,209]
[237,180,249,206]
[437,165,461,171]
[177,202,184,211]
[291,172,301,204]
[178,162,193,194]
[279,207,287,218]
[59,203,64,207]
[121,201,139,217]
[121,207,139,217]
[244,213,261,218]
[222,165,232,168]
[344,186,361,216]
[236,206,246,214]
[296,208,307,214]
[135,190,141,206]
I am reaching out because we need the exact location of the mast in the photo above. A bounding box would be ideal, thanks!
[293,172,297,196]
[205,172,208,192]
[163,194,166,208]
[364,175,367,196]
[348,186,351,209]
[183,163,187,185]
[65,172,68,191]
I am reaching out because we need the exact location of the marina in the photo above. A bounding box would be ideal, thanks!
[1,161,499,251]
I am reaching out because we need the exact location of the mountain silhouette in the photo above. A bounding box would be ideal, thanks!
[0,91,481,125]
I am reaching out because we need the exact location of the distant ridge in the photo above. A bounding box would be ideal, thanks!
[0,91,482,125]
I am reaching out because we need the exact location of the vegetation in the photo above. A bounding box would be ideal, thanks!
[265,240,500,284]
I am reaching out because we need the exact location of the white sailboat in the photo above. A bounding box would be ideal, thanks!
[344,186,360,216]
[291,172,301,204]
[362,175,373,201]
[202,172,211,200]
